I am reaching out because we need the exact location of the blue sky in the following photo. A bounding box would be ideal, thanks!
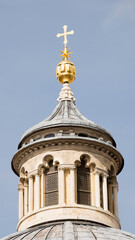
[0,0,135,238]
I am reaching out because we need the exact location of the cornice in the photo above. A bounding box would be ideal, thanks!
[12,137,124,177]
[18,124,116,149]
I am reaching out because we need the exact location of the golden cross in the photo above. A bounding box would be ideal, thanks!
[57,25,74,49]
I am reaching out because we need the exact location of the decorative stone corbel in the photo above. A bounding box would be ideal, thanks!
[74,159,81,167]
[53,159,59,167]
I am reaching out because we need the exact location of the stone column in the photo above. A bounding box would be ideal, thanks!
[95,170,100,207]
[70,167,75,204]
[41,168,45,208]
[18,183,24,219]
[102,173,108,211]
[108,182,113,213]
[28,175,34,212]
[90,167,94,206]
[24,180,28,215]
[58,167,65,205]
[113,184,119,217]
[34,172,41,210]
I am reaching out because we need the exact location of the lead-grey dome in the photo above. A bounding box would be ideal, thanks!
[18,84,116,148]
[19,99,116,146]
[1,221,135,240]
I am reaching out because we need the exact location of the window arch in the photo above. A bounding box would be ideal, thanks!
[77,158,90,205]
[45,160,58,206]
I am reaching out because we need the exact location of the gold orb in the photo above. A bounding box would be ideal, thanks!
[56,60,76,84]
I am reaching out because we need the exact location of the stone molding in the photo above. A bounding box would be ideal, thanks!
[18,183,24,190]
[28,169,41,178]
[94,168,109,177]
[58,164,76,170]
[17,204,121,231]
[12,137,123,176]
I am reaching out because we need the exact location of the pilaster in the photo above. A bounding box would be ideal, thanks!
[113,181,119,217]
[41,168,45,207]
[90,167,95,206]
[102,173,108,211]
[58,167,65,205]
[24,180,28,215]
[94,170,100,208]
[18,183,24,219]
[34,171,41,210]
[28,175,34,212]
[70,167,76,204]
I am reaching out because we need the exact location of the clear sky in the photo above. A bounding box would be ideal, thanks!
[0,0,135,238]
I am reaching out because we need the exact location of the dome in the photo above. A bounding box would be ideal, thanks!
[18,84,116,148]
[2,221,135,240]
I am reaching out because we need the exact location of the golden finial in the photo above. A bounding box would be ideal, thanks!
[56,25,76,85]
[59,48,72,60]
[57,25,74,60]
[57,25,74,49]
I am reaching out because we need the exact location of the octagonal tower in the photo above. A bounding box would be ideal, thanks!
[11,25,124,232]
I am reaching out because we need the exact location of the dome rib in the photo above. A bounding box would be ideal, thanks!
[20,100,114,144]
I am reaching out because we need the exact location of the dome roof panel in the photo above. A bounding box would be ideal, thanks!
[2,222,135,240]
[21,100,114,142]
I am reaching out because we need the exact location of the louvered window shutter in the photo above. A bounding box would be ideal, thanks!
[77,159,90,205]
[45,160,58,206]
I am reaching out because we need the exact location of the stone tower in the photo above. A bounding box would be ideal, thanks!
[2,26,135,240]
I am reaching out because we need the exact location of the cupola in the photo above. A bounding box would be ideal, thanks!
[11,25,124,232]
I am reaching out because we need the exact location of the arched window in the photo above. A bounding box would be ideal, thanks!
[77,159,90,205]
[45,160,58,206]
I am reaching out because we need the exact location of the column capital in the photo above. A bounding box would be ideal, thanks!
[18,183,24,190]
[94,168,108,177]
[103,172,109,178]
[24,180,28,187]
[59,164,75,170]
[41,167,45,174]
[94,168,101,175]
[112,184,119,191]
[112,177,118,188]
[90,165,95,173]
[28,169,41,177]
[28,174,34,179]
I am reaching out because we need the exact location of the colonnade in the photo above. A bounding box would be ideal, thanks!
[18,166,118,220]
